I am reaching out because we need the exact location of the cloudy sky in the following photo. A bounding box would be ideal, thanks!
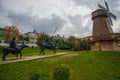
[0,0,120,38]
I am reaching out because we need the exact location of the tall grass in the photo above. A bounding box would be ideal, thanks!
[0,51,120,80]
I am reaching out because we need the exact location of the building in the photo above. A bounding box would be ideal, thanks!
[22,30,41,46]
[90,34,120,51]
[89,9,120,51]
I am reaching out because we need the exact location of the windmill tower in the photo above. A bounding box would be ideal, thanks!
[92,1,117,38]
[90,1,119,51]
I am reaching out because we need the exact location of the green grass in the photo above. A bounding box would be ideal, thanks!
[0,51,120,80]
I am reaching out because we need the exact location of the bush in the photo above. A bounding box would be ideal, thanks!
[29,71,49,80]
[30,72,40,80]
[53,64,71,80]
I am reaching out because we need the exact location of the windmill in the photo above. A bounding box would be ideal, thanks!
[91,1,119,51]
[92,1,117,37]
[98,1,117,26]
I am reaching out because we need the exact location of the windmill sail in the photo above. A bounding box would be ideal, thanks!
[98,1,117,26]
[107,17,113,33]
[98,4,107,11]
[108,15,113,26]
[109,12,117,20]
[104,1,109,11]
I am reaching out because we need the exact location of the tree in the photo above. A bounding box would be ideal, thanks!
[37,32,49,45]
[68,36,76,50]
[68,36,75,41]
[17,34,29,43]
[3,25,19,42]
[80,39,90,50]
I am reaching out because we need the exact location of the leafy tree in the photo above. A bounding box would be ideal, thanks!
[3,25,19,42]
[58,37,75,50]
[80,39,90,50]
[69,40,75,50]
[37,32,49,45]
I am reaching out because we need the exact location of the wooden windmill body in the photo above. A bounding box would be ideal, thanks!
[92,9,114,40]
[90,1,120,51]
[92,9,113,36]
[92,1,116,40]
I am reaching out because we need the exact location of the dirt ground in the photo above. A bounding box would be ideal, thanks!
[0,52,69,65]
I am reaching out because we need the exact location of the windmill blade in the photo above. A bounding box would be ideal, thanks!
[108,16,113,25]
[109,12,117,20]
[107,17,114,33]
[104,1,109,11]
[98,4,107,11]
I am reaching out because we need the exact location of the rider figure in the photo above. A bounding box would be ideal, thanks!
[45,36,52,46]
[9,37,18,53]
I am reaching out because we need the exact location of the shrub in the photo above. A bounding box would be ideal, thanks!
[30,72,40,80]
[29,72,49,80]
[53,64,71,80]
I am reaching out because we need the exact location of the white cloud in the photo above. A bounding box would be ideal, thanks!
[112,19,120,32]
[0,15,12,27]
[0,0,120,38]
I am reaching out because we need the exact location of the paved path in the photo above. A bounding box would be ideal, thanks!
[0,52,69,65]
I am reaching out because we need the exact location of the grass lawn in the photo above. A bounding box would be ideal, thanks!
[0,51,120,80]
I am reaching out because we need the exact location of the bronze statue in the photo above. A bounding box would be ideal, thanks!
[2,37,28,61]
[39,39,58,55]
[9,37,18,52]
[45,36,52,46]
[39,28,58,55]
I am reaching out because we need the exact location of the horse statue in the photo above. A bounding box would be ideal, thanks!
[2,44,28,61]
[39,40,58,55]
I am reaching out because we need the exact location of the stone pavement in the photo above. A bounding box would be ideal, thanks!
[0,52,69,65]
